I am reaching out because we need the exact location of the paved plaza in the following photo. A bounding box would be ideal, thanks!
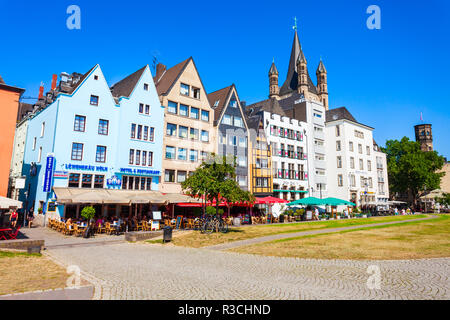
[46,241,450,300]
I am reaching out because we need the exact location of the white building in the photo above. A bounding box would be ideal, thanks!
[8,117,29,200]
[325,107,389,209]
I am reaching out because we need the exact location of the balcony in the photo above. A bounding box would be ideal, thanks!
[272,149,307,161]
[314,160,326,169]
[314,144,325,155]
[273,169,308,181]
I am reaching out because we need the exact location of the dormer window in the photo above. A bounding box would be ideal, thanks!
[144,83,149,91]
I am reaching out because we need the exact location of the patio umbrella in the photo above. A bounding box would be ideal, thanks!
[261,196,289,204]
[287,197,324,206]
[321,197,356,206]
[0,196,22,209]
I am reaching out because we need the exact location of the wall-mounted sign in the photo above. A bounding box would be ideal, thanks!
[64,164,108,172]
[47,201,57,212]
[15,178,26,189]
[54,171,69,179]
[43,156,55,193]
[119,168,160,176]
[107,176,122,188]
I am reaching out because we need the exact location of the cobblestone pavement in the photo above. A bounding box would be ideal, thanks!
[205,215,438,251]
[47,242,450,300]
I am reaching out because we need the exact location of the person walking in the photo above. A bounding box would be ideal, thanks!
[9,209,18,228]
[314,207,319,221]
[27,208,34,228]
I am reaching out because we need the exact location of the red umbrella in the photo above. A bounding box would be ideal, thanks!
[261,196,289,204]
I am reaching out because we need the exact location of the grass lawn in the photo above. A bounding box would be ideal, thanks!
[230,215,450,260]
[0,251,74,295]
[163,214,428,248]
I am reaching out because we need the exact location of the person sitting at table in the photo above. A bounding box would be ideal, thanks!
[96,217,103,227]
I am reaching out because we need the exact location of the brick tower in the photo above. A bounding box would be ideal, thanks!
[414,124,433,151]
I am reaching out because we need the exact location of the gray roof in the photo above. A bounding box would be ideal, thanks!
[268,62,278,75]
[279,31,317,96]
[111,66,147,98]
[325,107,357,123]
[317,60,327,73]
[246,97,286,118]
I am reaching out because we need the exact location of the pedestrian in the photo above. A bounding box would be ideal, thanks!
[314,207,319,221]
[344,207,349,219]
[27,208,34,228]
[9,209,18,228]
[394,207,398,216]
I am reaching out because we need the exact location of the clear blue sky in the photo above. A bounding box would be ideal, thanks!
[1,0,449,157]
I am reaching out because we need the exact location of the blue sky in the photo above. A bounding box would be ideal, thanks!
[1,0,449,157]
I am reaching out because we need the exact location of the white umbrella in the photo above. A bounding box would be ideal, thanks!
[0,196,22,209]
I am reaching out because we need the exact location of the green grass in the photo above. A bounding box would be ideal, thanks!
[0,250,41,258]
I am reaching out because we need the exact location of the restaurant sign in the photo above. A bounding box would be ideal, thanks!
[64,164,108,172]
[119,168,160,176]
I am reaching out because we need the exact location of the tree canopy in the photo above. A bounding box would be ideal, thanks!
[382,137,445,204]
[181,154,255,215]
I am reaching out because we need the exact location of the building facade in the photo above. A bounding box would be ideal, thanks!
[208,84,248,189]
[8,117,29,200]
[154,58,216,194]
[0,75,25,197]
[20,64,164,217]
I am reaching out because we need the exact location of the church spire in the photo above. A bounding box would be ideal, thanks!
[269,60,279,99]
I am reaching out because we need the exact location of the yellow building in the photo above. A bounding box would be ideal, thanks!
[246,114,273,197]
[154,58,216,194]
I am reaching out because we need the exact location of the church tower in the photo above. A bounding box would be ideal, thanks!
[297,51,308,95]
[316,59,328,110]
[268,60,279,99]
[414,124,433,152]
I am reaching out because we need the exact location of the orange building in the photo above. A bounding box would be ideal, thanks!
[0,75,25,197]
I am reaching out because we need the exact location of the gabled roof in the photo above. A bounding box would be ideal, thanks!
[154,57,191,96]
[110,66,147,98]
[246,97,286,118]
[279,31,317,96]
[67,65,97,94]
[325,106,357,123]
[207,85,233,123]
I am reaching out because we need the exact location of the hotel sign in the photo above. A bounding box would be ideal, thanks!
[119,168,160,176]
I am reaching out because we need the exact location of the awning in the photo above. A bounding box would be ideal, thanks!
[53,188,201,205]
[0,196,22,209]
[321,197,356,206]
[287,197,323,206]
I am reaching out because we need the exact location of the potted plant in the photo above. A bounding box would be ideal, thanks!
[38,207,43,215]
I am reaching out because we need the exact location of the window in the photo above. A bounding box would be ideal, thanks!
[190,128,199,140]
[179,104,189,116]
[178,148,187,161]
[168,101,177,114]
[190,107,199,119]
[360,177,366,188]
[129,149,135,164]
[369,177,373,188]
[350,174,356,187]
[201,151,208,161]
[137,125,142,139]
[234,116,244,128]
[349,141,354,152]
[41,122,45,137]
[238,156,247,167]
[145,104,150,115]
[359,159,364,170]
[358,144,363,154]
[350,157,355,169]
[74,115,86,132]
[164,170,175,182]
[144,83,149,91]
[177,171,187,183]
[149,127,154,142]
[96,146,106,163]
[32,137,37,150]
[179,126,188,139]
[94,75,99,80]
[238,175,246,187]
[338,174,343,187]
[38,146,42,163]
[165,170,175,183]
[98,119,108,135]
[94,175,104,188]
[142,151,147,166]
[355,130,364,138]
[90,95,99,106]
[189,149,198,162]
[366,146,370,155]
[146,178,152,190]
[166,123,177,136]
[193,87,200,99]
[368,160,372,171]
[222,114,232,125]
[337,156,342,168]
[201,110,209,122]
[71,143,83,161]
[238,137,247,148]
[313,112,322,118]
[335,125,340,137]
[68,173,80,188]
[131,124,136,139]
[201,130,209,142]
[165,146,176,159]
[180,83,190,96]
[82,174,93,188]
[135,150,141,165]
[139,103,144,113]
[148,152,153,166]
[336,140,341,151]
[228,135,237,146]
[143,126,148,140]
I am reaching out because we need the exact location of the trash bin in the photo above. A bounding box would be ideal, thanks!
[163,226,172,243]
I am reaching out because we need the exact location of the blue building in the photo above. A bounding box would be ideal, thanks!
[20,64,165,218]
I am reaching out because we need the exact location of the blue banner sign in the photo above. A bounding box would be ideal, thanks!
[119,168,160,176]
[64,164,108,172]
[43,156,55,192]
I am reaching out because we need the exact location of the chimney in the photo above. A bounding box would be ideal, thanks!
[38,82,44,100]
[51,74,57,91]
[155,63,166,82]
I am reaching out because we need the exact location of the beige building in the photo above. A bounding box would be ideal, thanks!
[439,162,450,194]
[154,57,216,193]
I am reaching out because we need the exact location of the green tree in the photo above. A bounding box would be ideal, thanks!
[382,137,445,205]
[182,154,254,216]
[81,206,96,226]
